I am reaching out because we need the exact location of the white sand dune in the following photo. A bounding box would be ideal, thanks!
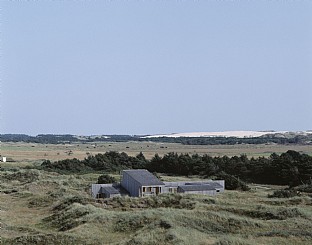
[143,130,312,138]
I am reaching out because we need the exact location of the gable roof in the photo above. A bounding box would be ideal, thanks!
[123,169,165,186]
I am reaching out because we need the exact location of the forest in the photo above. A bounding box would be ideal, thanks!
[2,133,312,145]
[41,150,312,188]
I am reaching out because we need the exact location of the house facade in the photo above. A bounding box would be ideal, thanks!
[163,180,224,195]
[121,169,165,197]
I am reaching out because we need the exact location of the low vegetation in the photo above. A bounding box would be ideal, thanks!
[268,184,312,198]
[1,166,312,244]
[1,145,312,244]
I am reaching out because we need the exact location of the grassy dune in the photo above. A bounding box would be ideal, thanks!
[1,166,312,245]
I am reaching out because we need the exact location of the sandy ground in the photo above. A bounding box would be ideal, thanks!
[144,130,312,138]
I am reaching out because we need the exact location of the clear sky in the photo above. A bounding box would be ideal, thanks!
[1,1,312,135]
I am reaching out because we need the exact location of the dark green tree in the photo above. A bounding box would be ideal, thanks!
[97,174,117,184]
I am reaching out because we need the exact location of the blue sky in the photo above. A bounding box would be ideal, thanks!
[1,1,312,135]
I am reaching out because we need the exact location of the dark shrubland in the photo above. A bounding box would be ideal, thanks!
[268,189,300,198]
[2,163,312,245]
[268,183,312,198]
[97,174,117,184]
[41,150,312,189]
[2,133,312,145]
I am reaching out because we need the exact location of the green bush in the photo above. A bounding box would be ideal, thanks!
[28,196,54,208]
[216,172,250,191]
[294,184,312,193]
[1,169,40,183]
[268,189,299,198]
[52,196,89,211]
[6,233,85,245]
[97,174,117,184]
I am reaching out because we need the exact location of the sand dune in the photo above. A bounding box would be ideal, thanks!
[143,130,311,138]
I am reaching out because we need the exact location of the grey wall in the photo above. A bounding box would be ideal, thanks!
[121,171,141,197]
[163,180,225,195]
[91,184,113,198]
[177,188,217,196]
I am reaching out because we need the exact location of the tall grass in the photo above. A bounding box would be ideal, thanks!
[1,167,312,245]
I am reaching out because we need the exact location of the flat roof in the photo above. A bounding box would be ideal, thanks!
[100,186,121,194]
[123,169,165,186]
[185,182,223,189]
[178,183,222,192]
[164,181,224,188]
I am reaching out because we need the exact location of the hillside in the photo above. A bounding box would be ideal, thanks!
[1,131,312,145]
[143,130,312,138]
[1,167,312,245]
[1,147,312,244]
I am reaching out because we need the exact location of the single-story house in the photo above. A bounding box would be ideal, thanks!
[91,169,224,198]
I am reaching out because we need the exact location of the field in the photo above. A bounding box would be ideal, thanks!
[1,142,312,244]
[1,141,312,163]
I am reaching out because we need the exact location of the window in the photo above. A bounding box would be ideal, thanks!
[169,187,177,193]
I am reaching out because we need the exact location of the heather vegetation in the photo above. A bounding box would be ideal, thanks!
[1,143,312,244]
[1,166,312,245]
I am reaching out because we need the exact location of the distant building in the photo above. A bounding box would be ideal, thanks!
[1,157,6,163]
[91,169,225,198]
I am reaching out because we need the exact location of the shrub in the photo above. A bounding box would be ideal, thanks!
[268,189,299,198]
[294,184,312,193]
[216,172,250,191]
[28,196,55,208]
[52,196,89,211]
[97,174,117,184]
[1,169,40,183]
[7,233,84,245]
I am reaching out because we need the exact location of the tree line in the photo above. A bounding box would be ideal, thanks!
[2,134,311,145]
[41,150,312,188]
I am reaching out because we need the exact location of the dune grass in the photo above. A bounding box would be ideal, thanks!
[1,165,312,245]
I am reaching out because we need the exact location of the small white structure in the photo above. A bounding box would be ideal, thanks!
[2,157,6,162]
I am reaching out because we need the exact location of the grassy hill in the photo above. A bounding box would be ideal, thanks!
[1,166,312,245]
